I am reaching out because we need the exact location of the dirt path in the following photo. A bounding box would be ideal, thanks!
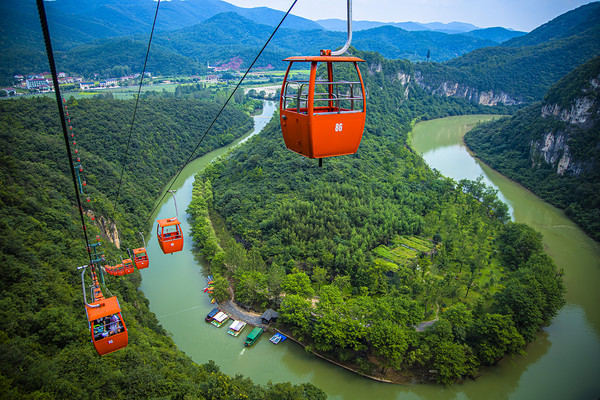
[415,301,439,332]
[217,300,265,328]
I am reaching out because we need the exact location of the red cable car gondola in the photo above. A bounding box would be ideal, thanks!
[133,247,149,269]
[86,296,128,356]
[156,190,183,255]
[114,263,125,276]
[132,233,150,269]
[280,54,366,159]
[279,0,366,162]
[156,217,184,254]
[122,258,134,274]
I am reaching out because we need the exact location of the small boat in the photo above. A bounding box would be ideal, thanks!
[205,307,220,322]
[203,287,213,293]
[244,327,263,347]
[211,311,229,327]
[227,320,247,337]
[269,332,287,344]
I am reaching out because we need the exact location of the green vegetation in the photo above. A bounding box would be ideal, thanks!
[465,56,600,241]
[188,50,565,384]
[0,95,325,398]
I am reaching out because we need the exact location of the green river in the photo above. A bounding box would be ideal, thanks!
[141,110,600,399]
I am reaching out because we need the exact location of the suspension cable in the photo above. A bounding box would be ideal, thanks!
[113,0,162,212]
[144,0,298,223]
[36,0,93,266]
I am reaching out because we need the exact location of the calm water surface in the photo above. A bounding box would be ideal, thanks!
[141,112,600,399]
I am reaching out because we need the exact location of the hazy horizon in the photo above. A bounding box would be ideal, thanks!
[224,0,596,32]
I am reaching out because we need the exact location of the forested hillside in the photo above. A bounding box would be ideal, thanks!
[415,2,600,103]
[465,56,600,241]
[0,0,320,51]
[188,49,565,384]
[0,95,325,398]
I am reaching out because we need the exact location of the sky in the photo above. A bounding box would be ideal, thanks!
[223,0,595,32]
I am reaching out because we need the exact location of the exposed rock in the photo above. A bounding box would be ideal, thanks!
[541,97,596,128]
[86,211,121,248]
[413,71,521,106]
[531,129,591,176]
[397,72,410,85]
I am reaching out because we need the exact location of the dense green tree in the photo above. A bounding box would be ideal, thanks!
[369,320,410,373]
[279,295,312,340]
[468,313,525,365]
[499,222,544,270]
[282,270,314,299]
[211,274,230,303]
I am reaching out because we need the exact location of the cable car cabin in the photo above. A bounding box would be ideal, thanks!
[111,263,125,276]
[86,296,128,356]
[156,217,184,254]
[104,265,115,276]
[122,259,134,275]
[280,55,366,159]
[133,247,149,269]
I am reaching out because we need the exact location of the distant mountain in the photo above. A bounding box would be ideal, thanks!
[318,19,427,32]
[502,1,600,47]
[151,13,339,69]
[415,2,600,103]
[0,0,321,52]
[0,0,322,82]
[153,13,495,64]
[317,19,479,33]
[420,21,480,34]
[464,55,600,241]
[352,26,496,62]
[463,27,526,44]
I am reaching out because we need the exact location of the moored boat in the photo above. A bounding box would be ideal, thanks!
[205,307,220,322]
[269,332,287,344]
[244,327,263,347]
[227,320,247,337]
[211,311,229,327]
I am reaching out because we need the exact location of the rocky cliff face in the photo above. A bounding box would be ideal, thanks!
[86,210,121,248]
[540,94,597,128]
[530,130,582,175]
[530,74,599,176]
[368,61,521,106]
[414,71,522,106]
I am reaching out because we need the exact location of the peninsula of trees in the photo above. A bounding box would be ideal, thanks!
[188,50,566,384]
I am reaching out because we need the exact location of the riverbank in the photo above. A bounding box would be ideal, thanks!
[214,294,416,385]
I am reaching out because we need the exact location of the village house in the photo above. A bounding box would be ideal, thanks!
[26,78,50,89]
[79,82,95,90]
[99,78,118,87]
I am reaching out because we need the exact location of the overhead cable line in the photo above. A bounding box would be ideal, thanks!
[36,0,93,266]
[113,0,162,212]
[144,0,298,223]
